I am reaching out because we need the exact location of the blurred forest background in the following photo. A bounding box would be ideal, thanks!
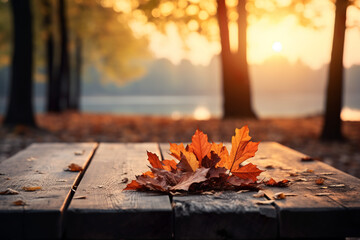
[0,0,360,177]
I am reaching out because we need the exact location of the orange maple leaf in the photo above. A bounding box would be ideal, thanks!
[189,129,211,165]
[212,142,230,169]
[231,163,263,182]
[147,151,164,169]
[162,159,177,171]
[124,180,143,190]
[177,151,199,172]
[169,143,186,160]
[229,126,259,171]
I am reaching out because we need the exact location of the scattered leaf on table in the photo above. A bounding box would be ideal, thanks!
[121,178,129,183]
[66,163,83,172]
[201,191,215,195]
[256,200,274,205]
[285,193,298,197]
[237,189,250,193]
[26,157,37,161]
[319,172,335,176]
[253,190,265,198]
[329,184,345,188]
[265,165,275,169]
[315,178,325,185]
[264,178,290,187]
[22,186,42,192]
[304,169,314,173]
[13,200,26,206]
[0,188,19,195]
[301,156,315,162]
[74,150,85,156]
[294,178,308,182]
[315,193,332,196]
[74,196,87,199]
[289,172,299,177]
[274,192,286,199]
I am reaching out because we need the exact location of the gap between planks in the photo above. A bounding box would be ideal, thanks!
[60,142,99,214]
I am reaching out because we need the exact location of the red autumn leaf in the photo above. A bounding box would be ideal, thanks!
[170,168,209,191]
[143,171,155,178]
[231,163,263,182]
[147,151,164,169]
[229,126,259,171]
[189,129,211,165]
[264,178,290,187]
[124,180,143,190]
[162,159,177,171]
[212,143,230,169]
[169,143,186,160]
[177,151,199,172]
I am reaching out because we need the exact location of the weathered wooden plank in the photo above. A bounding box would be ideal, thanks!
[159,143,278,240]
[0,143,97,239]
[240,142,360,238]
[66,143,173,239]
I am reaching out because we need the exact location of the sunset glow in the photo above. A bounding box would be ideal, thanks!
[272,41,283,52]
[136,2,360,68]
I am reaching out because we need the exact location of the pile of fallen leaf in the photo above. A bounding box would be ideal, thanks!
[125,126,286,193]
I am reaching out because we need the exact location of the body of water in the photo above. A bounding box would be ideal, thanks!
[0,94,359,120]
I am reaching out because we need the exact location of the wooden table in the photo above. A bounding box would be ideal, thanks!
[0,142,359,239]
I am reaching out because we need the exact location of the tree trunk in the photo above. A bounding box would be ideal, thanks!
[3,0,36,127]
[58,0,70,110]
[321,0,348,141]
[217,0,256,118]
[68,35,82,110]
[41,0,61,112]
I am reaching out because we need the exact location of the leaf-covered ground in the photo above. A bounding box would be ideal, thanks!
[0,113,359,178]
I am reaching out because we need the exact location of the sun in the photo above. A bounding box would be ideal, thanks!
[272,41,283,52]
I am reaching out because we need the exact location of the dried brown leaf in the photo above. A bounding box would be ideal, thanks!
[13,200,26,206]
[264,178,290,187]
[256,200,274,205]
[315,178,325,185]
[329,184,345,188]
[67,163,83,172]
[0,188,19,195]
[315,193,332,196]
[170,168,209,191]
[274,192,286,199]
[74,196,87,199]
[253,190,265,198]
[22,186,42,192]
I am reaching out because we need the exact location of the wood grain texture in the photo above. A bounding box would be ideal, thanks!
[65,143,172,239]
[0,143,97,239]
[237,142,360,238]
[159,143,277,240]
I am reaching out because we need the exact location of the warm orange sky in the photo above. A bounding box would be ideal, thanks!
[129,1,360,69]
